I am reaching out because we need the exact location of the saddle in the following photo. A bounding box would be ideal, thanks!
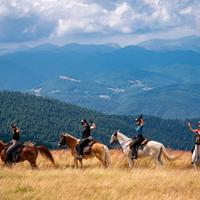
[129,139,149,150]
[83,140,97,155]
[77,140,96,156]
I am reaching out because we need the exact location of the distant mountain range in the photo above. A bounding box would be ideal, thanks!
[138,35,200,52]
[0,35,200,119]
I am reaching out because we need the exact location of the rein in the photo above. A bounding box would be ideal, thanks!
[119,138,132,146]
[118,138,132,150]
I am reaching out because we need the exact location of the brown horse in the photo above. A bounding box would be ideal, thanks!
[0,140,55,169]
[58,133,110,168]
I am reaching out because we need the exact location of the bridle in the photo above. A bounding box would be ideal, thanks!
[112,132,132,150]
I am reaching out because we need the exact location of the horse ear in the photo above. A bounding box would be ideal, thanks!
[114,131,118,137]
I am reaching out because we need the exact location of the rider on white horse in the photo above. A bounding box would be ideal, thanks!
[131,114,145,160]
[187,121,200,153]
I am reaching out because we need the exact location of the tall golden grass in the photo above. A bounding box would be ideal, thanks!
[0,149,199,200]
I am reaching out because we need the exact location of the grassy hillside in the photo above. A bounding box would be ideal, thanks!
[0,150,199,200]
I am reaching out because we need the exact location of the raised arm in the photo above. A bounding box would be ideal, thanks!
[187,122,196,133]
[11,124,20,134]
[90,122,96,130]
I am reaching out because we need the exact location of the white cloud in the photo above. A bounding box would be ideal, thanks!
[143,0,160,5]
[0,0,199,44]
[22,25,36,34]
[180,6,192,15]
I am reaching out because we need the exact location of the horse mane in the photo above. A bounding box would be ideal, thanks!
[0,140,4,145]
[24,141,35,147]
[0,140,7,146]
[0,140,8,150]
[63,133,78,141]
[117,131,130,141]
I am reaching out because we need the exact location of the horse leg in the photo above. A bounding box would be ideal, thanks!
[94,150,108,168]
[31,162,38,169]
[154,158,163,166]
[156,148,163,166]
[23,148,38,169]
[92,145,108,168]
[153,149,163,166]
[28,156,38,169]
[126,149,134,169]
[95,153,106,168]
[103,148,110,168]
[127,155,133,169]
[74,157,79,168]
[79,159,83,169]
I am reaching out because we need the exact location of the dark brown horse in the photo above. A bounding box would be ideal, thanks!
[0,140,55,169]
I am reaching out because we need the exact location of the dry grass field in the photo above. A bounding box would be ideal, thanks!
[0,149,200,200]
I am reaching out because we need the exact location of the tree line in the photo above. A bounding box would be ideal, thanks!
[0,91,197,150]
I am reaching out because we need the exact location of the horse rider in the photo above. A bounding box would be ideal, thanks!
[187,121,200,153]
[76,119,96,159]
[5,124,21,165]
[131,114,145,159]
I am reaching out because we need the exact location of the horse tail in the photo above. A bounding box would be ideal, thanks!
[103,145,110,168]
[36,146,55,165]
[161,145,182,161]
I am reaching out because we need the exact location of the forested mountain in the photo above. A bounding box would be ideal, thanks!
[0,41,200,119]
[0,91,197,150]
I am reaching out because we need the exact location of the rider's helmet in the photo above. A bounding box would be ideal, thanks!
[81,119,88,125]
[135,114,143,121]
[135,118,140,122]
[11,123,16,128]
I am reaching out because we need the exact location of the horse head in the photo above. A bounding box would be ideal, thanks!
[58,133,67,148]
[110,130,120,145]
[58,133,78,149]
[0,140,7,155]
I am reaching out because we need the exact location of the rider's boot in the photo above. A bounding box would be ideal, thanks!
[4,158,12,167]
[75,148,83,159]
[131,147,137,160]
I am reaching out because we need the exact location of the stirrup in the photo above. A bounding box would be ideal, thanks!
[131,155,137,160]
[75,153,83,159]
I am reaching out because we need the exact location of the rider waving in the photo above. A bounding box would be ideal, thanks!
[131,114,145,159]
[187,121,200,152]
[5,124,20,165]
[76,119,96,158]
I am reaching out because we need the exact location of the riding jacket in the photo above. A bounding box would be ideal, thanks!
[191,128,200,143]
[81,123,96,139]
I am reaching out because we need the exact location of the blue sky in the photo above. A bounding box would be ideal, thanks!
[0,0,200,46]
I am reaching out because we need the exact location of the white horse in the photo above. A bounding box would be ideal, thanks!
[192,137,200,169]
[110,130,181,168]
